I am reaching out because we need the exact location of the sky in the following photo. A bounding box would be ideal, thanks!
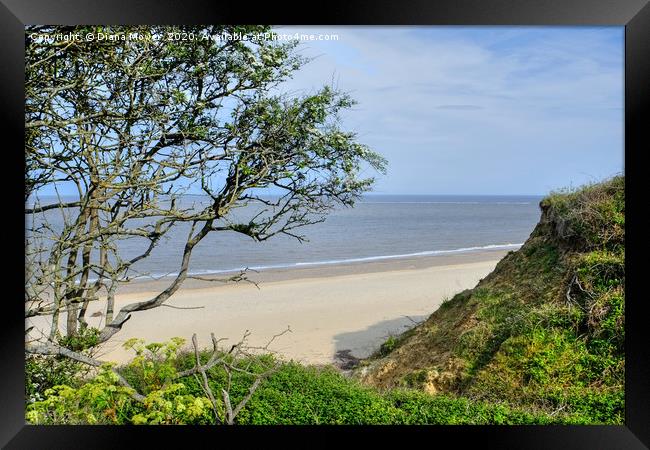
[275,26,624,195]
[34,26,624,198]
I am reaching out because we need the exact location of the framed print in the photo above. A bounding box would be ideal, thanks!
[2,0,649,448]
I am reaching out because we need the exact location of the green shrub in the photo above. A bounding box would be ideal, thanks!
[25,354,88,404]
[543,175,624,251]
[118,337,187,395]
[467,328,624,424]
[57,326,101,352]
[26,327,105,404]
[26,338,572,425]
[26,365,139,424]
[379,336,398,356]
[234,363,399,424]
[39,313,615,427]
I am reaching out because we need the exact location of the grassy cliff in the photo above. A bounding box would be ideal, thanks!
[357,176,625,424]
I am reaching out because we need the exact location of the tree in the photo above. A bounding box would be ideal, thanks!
[25,25,386,356]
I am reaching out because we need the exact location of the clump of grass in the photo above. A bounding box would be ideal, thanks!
[379,335,399,356]
[541,175,624,251]
[467,327,624,423]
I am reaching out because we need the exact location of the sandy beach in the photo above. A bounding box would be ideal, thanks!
[29,249,510,367]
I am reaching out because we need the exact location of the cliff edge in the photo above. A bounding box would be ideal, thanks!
[358,176,625,423]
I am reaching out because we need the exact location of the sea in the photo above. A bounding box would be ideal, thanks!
[26,195,544,280]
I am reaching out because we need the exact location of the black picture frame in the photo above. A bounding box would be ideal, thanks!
[2,1,648,447]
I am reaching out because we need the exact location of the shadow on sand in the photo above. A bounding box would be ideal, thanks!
[332,314,428,370]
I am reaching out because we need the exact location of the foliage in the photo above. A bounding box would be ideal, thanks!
[542,175,624,251]
[27,365,138,424]
[467,329,624,424]
[359,176,625,424]
[56,326,101,352]
[27,338,579,425]
[25,355,87,405]
[379,336,399,356]
[26,327,102,404]
[119,337,187,394]
[130,384,215,425]
[27,338,220,425]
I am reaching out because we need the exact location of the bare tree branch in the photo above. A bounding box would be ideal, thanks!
[25,342,145,403]
[191,334,222,424]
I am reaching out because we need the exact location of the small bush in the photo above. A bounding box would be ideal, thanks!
[25,354,88,404]
[26,365,139,424]
[379,336,398,356]
[542,175,624,251]
[57,326,101,352]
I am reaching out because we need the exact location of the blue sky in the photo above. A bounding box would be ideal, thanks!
[277,26,624,195]
[35,26,624,198]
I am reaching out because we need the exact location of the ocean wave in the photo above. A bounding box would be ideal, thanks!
[123,242,524,280]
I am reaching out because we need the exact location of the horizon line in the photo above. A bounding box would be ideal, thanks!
[30,192,548,198]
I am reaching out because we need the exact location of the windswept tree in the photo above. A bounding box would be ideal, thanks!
[25,25,386,359]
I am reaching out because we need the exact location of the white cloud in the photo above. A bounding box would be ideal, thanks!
[276,26,624,194]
